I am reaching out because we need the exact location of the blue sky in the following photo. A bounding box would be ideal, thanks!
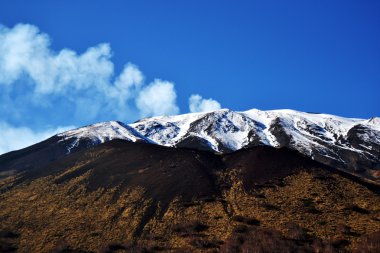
[0,0,379,153]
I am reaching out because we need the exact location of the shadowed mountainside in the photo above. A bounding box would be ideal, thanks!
[0,136,97,181]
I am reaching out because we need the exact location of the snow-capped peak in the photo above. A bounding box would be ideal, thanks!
[57,121,149,153]
[53,109,380,182]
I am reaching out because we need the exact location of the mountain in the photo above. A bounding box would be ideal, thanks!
[2,109,379,184]
[1,109,380,252]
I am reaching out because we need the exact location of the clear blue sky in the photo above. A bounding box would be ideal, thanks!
[0,0,379,141]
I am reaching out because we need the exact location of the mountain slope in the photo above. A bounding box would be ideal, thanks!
[1,140,379,252]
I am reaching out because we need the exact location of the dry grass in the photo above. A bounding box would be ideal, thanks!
[0,150,379,252]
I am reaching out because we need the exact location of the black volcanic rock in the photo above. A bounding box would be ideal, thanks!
[347,124,380,156]
[268,117,293,147]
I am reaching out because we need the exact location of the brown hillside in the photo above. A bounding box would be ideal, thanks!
[0,140,379,252]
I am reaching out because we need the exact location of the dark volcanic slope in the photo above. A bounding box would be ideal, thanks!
[2,140,322,197]
[51,140,223,216]
[0,136,68,177]
[0,136,98,180]
[1,141,380,252]
[223,147,324,190]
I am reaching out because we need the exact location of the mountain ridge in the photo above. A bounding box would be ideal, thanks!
[4,108,377,184]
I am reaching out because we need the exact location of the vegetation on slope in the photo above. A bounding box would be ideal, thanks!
[0,140,379,252]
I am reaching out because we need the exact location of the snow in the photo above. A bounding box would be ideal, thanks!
[54,109,380,162]
[367,117,380,131]
[57,121,148,153]
[130,111,206,146]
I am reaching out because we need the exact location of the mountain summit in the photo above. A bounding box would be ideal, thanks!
[130,109,380,184]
